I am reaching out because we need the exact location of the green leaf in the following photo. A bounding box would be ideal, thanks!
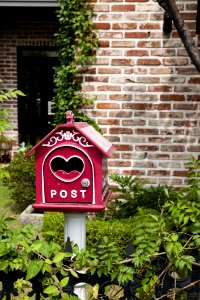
[92,284,99,299]
[61,293,69,300]
[171,234,178,242]
[32,241,51,258]
[183,215,190,225]
[69,269,79,278]
[60,277,69,287]
[0,260,9,271]
[26,260,44,280]
[53,252,66,263]
[44,285,59,295]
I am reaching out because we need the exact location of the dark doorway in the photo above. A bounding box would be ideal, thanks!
[17,48,58,146]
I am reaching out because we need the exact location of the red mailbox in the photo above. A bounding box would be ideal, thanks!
[25,111,115,212]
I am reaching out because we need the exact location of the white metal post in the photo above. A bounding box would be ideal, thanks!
[64,213,86,300]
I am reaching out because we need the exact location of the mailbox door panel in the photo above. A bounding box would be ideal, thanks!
[42,146,94,203]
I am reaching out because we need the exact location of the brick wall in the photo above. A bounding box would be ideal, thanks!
[0,2,199,186]
[81,0,200,186]
[0,7,58,150]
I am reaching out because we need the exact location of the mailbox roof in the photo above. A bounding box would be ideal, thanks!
[25,122,115,158]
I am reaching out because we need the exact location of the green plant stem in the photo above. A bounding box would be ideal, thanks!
[141,263,172,300]
[155,279,200,300]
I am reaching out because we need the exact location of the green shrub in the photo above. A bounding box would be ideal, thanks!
[109,174,178,218]
[86,218,134,256]
[42,212,134,256]
[3,146,35,211]
[42,212,64,247]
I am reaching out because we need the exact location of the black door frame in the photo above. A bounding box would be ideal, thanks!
[17,46,58,146]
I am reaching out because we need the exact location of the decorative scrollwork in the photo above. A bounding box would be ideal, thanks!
[42,130,93,148]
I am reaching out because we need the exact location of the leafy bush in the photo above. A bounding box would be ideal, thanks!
[3,146,35,211]
[43,212,64,247]
[108,174,178,218]
[43,213,135,256]
[86,218,134,255]
[2,157,200,299]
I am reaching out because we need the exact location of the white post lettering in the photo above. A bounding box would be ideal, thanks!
[51,190,57,198]
[71,190,77,198]
[60,190,68,198]
[80,190,86,198]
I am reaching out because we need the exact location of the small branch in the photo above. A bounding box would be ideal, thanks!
[158,0,200,72]
[155,279,200,300]
[141,263,172,300]
[182,235,194,250]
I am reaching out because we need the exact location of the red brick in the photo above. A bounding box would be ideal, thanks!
[96,103,120,109]
[188,77,200,84]
[181,12,196,20]
[99,32,123,38]
[147,170,171,176]
[160,129,184,135]
[135,128,159,135]
[137,41,161,48]
[109,128,133,134]
[174,120,198,127]
[186,145,200,152]
[176,67,198,75]
[114,144,133,151]
[98,68,121,74]
[122,103,171,110]
[109,111,132,118]
[163,58,189,66]
[147,154,170,160]
[173,171,188,177]
[125,32,149,38]
[161,145,185,152]
[137,58,161,65]
[112,23,137,30]
[111,59,133,66]
[99,40,109,47]
[135,145,159,151]
[187,95,200,101]
[159,112,184,118]
[139,23,161,30]
[173,104,198,110]
[95,23,110,30]
[109,94,132,101]
[85,76,108,83]
[148,85,172,92]
[98,119,120,125]
[122,170,145,176]
[112,41,136,47]
[108,160,131,167]
[175,86,198,93]
[122,119,146,126]
[125,49,148,56]
[136,77,160,83]
[148,137,171,143]
[94,4,109,11]
[97,85,121,91]
[111,5,135,12]
[160,94,185,101]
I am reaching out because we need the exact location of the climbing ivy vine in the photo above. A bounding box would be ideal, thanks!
[52,0,99,126]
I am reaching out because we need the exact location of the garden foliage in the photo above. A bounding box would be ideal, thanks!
[3,146,35,211]
[52,0,99,128]
[0,81,25,179]
[2,157,200,298]
[0,81,24,133]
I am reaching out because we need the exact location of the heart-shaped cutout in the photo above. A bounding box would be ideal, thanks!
[50,156,85,182]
